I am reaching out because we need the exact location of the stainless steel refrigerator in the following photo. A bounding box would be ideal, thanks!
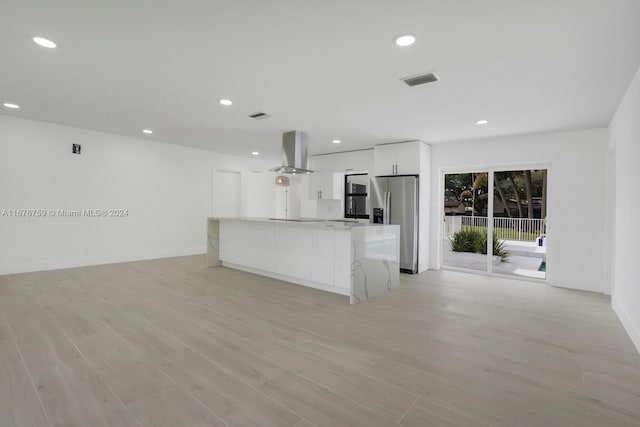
[370,175,418,273]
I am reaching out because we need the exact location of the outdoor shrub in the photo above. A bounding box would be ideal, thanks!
[450,228,479,252]
[477,232,510,261]
[449,228,510,262]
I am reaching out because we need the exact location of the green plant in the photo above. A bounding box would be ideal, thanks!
[477,232,510,262]
[450,228,480,252]
[449,229,510,262]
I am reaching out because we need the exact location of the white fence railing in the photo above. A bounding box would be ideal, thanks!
[445,216,546,241]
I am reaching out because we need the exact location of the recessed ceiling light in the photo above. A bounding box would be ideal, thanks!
[142,129,153,134]
[476,120,489,125]
[332,139,341,144]
[3,103,20,109]
[394,35,416,47]
[219,99,233,106]
[251,151,259,156]
[33,37,57,49]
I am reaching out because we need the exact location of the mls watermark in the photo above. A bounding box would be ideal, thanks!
[1,208,129,218]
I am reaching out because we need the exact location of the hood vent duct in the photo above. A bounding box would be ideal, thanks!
[401,71,440,87]
[270,131,314,174]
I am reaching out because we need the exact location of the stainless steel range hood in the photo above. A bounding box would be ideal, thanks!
[270,131,314,174]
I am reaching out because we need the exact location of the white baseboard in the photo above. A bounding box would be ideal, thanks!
[612,295,640,355]
[0,247,206,276]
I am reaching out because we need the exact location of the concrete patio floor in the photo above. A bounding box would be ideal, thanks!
[442,239,546,279]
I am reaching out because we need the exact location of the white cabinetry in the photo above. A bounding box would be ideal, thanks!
[219,219,351,294]
[311,228,335,286]
[309,150,374,200]
[273,223,312,279]
[212,218,401,303]
[218,219,245,264]
[373,141,421,176]
[372,140,431,273]
[333,150,374,174]
[309,155,340,200]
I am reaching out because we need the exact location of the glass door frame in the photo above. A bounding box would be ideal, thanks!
[438,162,551,282]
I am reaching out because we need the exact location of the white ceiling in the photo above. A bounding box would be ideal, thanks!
[2,0,640,161]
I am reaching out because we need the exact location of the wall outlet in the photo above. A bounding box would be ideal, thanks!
[72,144,81,154]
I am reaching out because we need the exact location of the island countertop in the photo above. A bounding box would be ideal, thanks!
[207,217,379,229]
[207,217,400,304]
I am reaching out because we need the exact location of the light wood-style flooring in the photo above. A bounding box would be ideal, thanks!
[1,255,639,427]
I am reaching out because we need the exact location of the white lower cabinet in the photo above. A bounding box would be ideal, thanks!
[273,224,312,280]
[245,222,275,272]
[213,218,401,304]
[219,219,245,264]
[311,228,335,286]
[220,220,350,294]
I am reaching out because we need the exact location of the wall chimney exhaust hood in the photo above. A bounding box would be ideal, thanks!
[270,131,314,174]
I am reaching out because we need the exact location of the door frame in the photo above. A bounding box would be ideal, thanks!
[438,161,551,283]
[211,168,243,218]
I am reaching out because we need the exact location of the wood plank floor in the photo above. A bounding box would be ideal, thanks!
[1,255,639,427]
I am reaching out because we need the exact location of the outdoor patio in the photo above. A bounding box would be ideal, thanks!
[442,238,545,279]
[443,216,546,279]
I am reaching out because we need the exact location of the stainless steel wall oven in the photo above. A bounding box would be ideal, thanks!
[344,173,369,219]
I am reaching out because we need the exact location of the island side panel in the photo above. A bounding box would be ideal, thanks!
[217,219,352,297]
[207,218,221,267]
[350,225,400,304]
[334,231,353,293]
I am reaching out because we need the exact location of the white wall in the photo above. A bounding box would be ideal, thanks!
[0,115,274,275]
[418,142,431,272]
[247,172,276,218]
[274,175,301,220]
[212,169,242,217]
[430,128,608,294]
[609,65,640,353]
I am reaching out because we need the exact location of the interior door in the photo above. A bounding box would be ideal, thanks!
[212,169,241,217]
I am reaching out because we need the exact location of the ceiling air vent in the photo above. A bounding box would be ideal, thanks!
[401,72,440,87]
[249,112,271,120]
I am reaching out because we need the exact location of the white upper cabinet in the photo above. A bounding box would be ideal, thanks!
[394,142,421,174]
[373,141,421,176]
[333,150,374,174]
[309,150,373,200]
[309,155,339,200]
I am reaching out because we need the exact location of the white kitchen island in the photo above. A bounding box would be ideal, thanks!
[207,218,400,304]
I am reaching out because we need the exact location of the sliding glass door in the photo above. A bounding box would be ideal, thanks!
[443,168,547,279]
[443,171,489,273]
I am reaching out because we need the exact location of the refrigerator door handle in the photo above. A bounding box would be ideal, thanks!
[383,192,387,224]
[384,191,390,224]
